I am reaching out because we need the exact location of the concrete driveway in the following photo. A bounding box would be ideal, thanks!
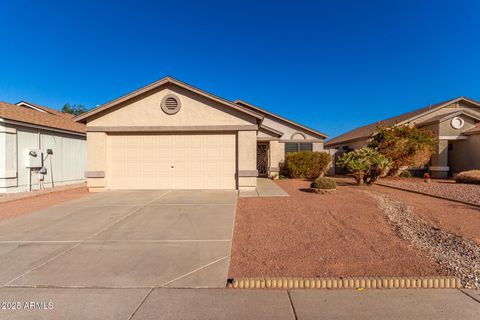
[0,189,237,289]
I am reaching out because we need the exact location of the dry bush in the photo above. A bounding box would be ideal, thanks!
[455,170,480,185]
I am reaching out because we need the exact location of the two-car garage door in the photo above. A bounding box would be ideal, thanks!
[106,134,236,189]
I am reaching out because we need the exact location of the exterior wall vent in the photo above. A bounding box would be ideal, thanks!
[161,94,181,115]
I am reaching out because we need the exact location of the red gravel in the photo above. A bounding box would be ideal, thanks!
[372,184,480,244]
[0,187,89,222]
[379,177,480,206]
[229,179,446,278]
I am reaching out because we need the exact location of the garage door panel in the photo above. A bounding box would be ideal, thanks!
[107,134,236,189]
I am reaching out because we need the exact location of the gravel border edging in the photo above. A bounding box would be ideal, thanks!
[376,182,480,209]
[0,182,87,204]
[227,277,462,289]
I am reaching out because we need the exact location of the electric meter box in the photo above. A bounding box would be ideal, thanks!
[26,148,43,168]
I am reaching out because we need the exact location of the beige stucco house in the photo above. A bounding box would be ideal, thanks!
[325,97,480,178]
[75,76,327,192]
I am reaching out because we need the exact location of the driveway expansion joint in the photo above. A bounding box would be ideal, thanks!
[2,190,172,287]
[460,290,480,303]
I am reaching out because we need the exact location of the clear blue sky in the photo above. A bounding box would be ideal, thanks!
[1,0,479,138]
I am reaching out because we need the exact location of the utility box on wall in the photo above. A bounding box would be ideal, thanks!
[25,148,43,168]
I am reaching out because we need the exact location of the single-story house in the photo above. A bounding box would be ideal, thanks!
[74,76,327,192]
[325,96,480,178]
[0,101,86,193]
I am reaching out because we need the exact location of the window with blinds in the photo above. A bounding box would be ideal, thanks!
[285,142,313,155]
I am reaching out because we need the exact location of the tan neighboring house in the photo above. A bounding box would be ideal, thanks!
[0,101,86,192]
[74,76,327,192]
[325,97,480,178]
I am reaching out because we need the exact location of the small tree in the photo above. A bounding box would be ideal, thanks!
[61,103,88,116]
[337,147,391,185]
[368,125,436,176]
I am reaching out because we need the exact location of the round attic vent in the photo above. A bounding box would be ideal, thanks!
[161,94,181,115]
[450,117,464,129]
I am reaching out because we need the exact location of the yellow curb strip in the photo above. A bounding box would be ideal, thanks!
[228,277,462,289]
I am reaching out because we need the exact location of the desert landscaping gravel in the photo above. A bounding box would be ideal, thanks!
[379,178,480,206]
[372,185,480,244]
[0,187,89,222]
[229,179,446,278]
[366,191,480,289]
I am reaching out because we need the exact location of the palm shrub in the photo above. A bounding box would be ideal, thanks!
[284,151,332,179]
[368,125,436,176]
[337,147,391,185]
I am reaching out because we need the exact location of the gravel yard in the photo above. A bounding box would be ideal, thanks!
[229,179,446,278]
[0,187,89,222]
[379,177,480,206]
[366,190,480,288]
[372,184,480,244]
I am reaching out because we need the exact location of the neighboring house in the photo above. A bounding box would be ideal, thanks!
[74,76,327,192]
[0,101,86,193]
[325,97,480,178]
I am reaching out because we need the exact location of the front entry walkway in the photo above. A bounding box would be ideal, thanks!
[0,189,237,289]
[239,178,289,197]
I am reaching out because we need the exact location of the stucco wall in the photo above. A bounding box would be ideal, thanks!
[449,135,480,173]
[438,115,476,136]
[238,130,257,190]
[88,84,257,127]
[269,141,284,178]
[0,122,86,193]
[86,131,107,191]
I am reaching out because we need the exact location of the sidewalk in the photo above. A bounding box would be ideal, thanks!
[0,288,478,319]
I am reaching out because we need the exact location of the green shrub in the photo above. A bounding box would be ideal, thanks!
[337,147,391,185]
[310,177,336,189]
[284,151,332,179]
[399,170,413,178]
[455,170,480,185]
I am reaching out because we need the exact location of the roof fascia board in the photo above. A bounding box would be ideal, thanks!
[74,77,263,122]
[0,118,86,137]
[235,99,328,139]
[398,97,480,126]
[15,101,48,113]
[260,124,283,137]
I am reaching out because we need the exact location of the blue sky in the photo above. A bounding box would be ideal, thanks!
[0,0,479,137]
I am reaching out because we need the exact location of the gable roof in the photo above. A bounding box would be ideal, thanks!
[0,102,85,134]
[259,124,283,137]
[234,100,328,139]
[324,96,480,147]
[417,109,480,126]
[16,101,74,119]
[74,76,263,123]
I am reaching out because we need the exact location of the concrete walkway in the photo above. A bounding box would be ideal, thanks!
[0,288,478,319]
[239,178,289,197]
[0,190,237,289]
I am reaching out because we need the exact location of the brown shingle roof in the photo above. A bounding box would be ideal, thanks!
[324,97,478,147]
[0,102,85,134]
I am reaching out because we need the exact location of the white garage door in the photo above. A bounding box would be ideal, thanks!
[107,134,236,189]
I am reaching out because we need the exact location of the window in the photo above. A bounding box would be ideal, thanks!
[285,142,312,155]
